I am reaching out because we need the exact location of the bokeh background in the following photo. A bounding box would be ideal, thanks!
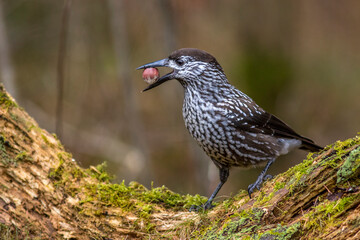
[1,0,359,199]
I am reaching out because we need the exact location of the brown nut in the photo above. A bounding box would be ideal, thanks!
[142,68,159,84]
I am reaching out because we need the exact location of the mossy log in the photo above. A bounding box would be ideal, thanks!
[0,85,359,239]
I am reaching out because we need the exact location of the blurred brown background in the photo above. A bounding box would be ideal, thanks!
[1,0,359,199]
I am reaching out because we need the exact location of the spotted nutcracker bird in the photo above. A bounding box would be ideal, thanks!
[137,48,322,210]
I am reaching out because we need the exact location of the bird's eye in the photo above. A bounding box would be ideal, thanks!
[175,59,184,66]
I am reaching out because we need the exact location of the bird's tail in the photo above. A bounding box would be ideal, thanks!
[299,137,323,152]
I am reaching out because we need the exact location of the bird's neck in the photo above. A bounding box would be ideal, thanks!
[181,75,251,111]
[180,71,229,93]
[182,85,228,123]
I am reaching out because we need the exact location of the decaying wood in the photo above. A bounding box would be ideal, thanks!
[0,85,359,239]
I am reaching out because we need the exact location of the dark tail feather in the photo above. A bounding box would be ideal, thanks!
[299,137,323,152]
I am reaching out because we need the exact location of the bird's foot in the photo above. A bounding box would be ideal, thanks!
[248,174,273,198]
[189,201,215,212]
[264,174,273,181]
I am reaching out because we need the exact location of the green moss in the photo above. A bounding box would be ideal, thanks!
[1,150,33,167]
[70,165,86,179]
[76,179,209,236]
[81,180,206,211]
[145,222,156,233]
[219,217,257,238]
[0,223,21,240]
[323,136,360,168]
[48,156,207,220]
[27,123,37,132]
[0,135,13,166]
[274,181,286,192]
[0,85,18,110]
[138,204,153,218]
[15,151,33,162]
[9,112,18,122]
[51,133,58,140]
[198,208,265,239]
[48,151,87,189]
[256,191,275,206]
[51,133,64,148]
[221,190,248,211]
[333,137,358,154]
[303,194,359,234]
[206,216,256,239]
[140,185,206,209]
[40,134,55,148]
[221,196,236,211]
[85,162,114,182]
[48,153,65,180]
[337,146,360,184]
[284,157,314,195]
[284,136,360,195]
[257,222,300,240]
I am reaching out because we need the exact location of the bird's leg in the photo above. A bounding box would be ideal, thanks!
[204,167,229,209]
[248,158,275,198]
[190,167,229,211]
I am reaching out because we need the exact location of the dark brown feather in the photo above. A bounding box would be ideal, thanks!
[169,48,219,65]
[234,111,322,152]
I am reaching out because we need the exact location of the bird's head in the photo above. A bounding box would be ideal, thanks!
[137,48,226,91]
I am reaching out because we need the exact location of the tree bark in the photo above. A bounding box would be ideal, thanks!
[0,85,359,239]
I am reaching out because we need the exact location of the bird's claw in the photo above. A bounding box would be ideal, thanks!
[189,201,215,212]
[264,174,273,180]
[248,174,273,198]
[247,183,258,198]
[189,205,202,212]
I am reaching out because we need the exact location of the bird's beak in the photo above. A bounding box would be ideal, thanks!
[137,58,174,92]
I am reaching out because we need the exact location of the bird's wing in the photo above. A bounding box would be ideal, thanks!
[238,110,303,139]
[222,99,322,152]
